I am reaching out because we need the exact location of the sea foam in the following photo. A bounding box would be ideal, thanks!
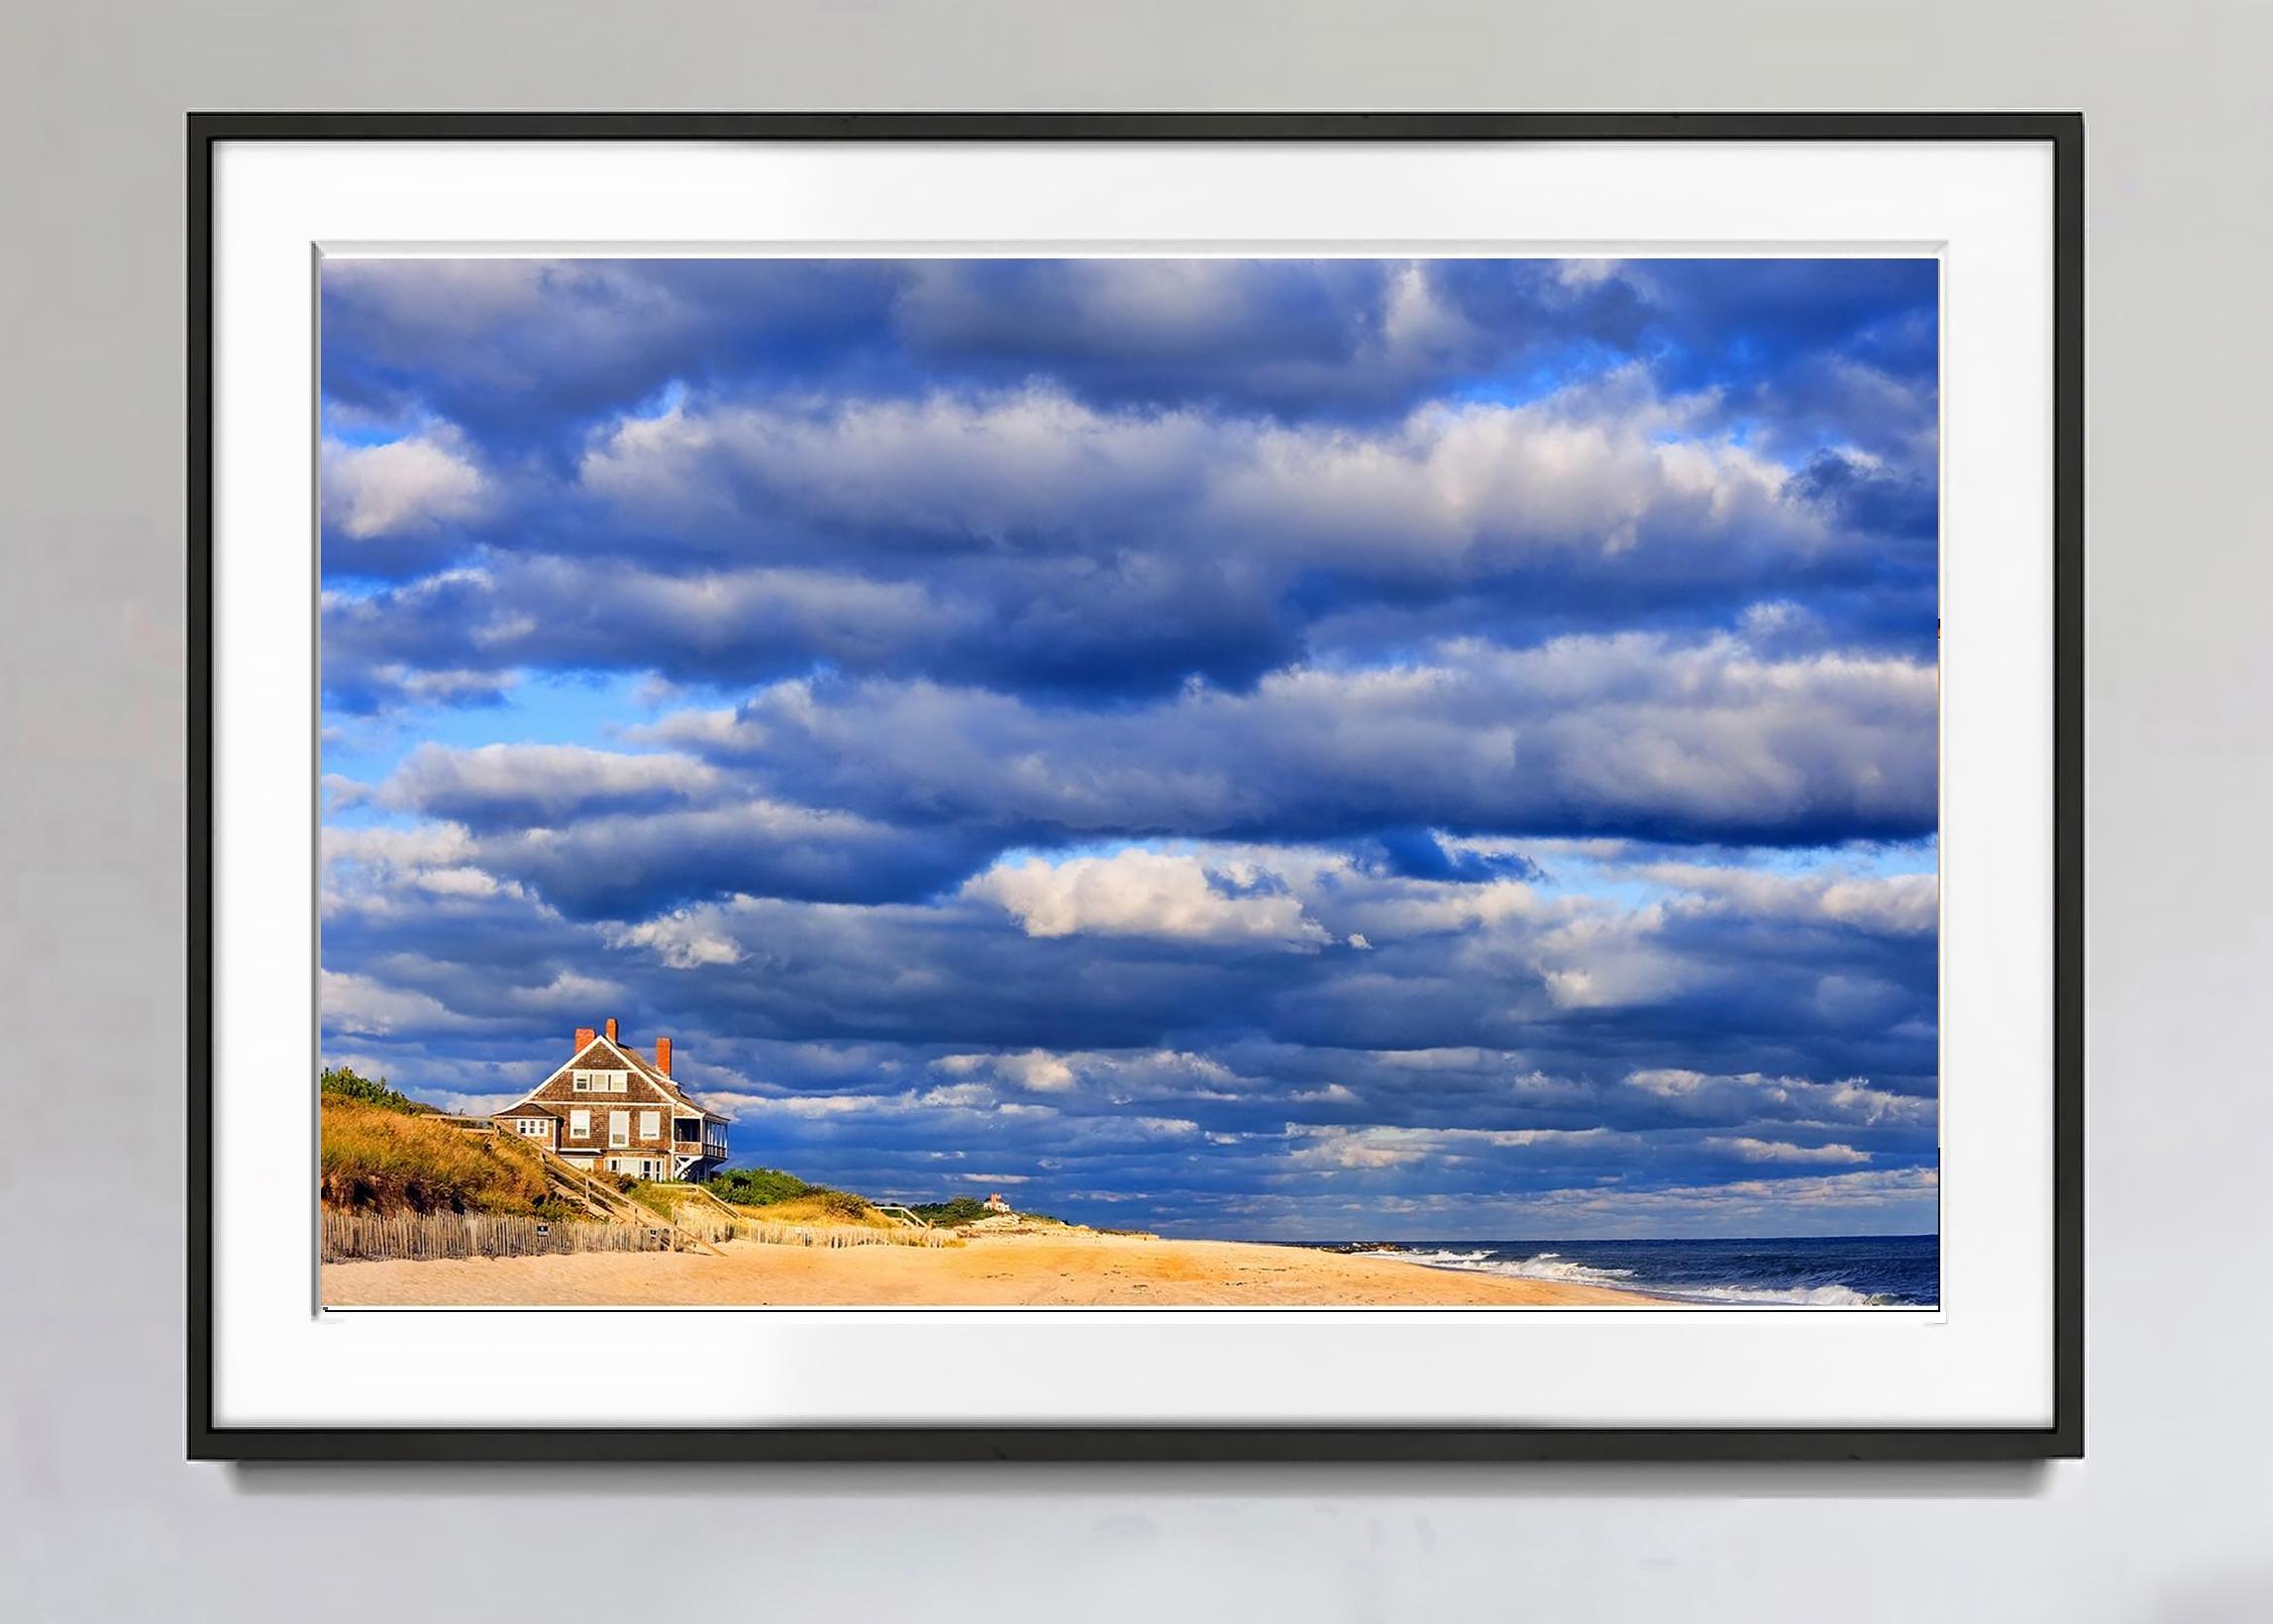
[1388,1247,1887,1305]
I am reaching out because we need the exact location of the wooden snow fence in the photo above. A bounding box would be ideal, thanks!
[730,1217,955,1250]
[321,1209,682,1263]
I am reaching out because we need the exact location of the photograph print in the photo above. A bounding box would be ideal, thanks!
[315,254,1941,1311]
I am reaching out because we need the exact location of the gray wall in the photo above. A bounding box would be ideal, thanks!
[3,2,2266,1618]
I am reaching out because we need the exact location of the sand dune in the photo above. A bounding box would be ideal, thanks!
[321,1230,1659,1307]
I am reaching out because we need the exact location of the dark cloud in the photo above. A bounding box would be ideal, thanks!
[686,632,1937,852]
[316,255,1941,1236]
[1787,451,1938,541]
[319,831,1937,1232]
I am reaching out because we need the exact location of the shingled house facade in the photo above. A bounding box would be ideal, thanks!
[491,1019,730,1182]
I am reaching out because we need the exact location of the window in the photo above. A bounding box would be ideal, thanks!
[569,1108,590,1139]
[609,1109,630,1147]
[572,1070,591,1091]
[639,1110,661,1142]
[515,1119,548,1137]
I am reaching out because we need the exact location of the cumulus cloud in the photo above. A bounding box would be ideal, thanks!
[320,361,1935,700]
[375,742,725,829]
[680,631,1938,854]
[1638,863,1938,935]
[314,255,1942,1238]
[929,1046,1242,1101]
[968,850,1334,949]
[321,431,485,540]
[1287,1123,1615,1170]
[319,968,479,1036]
[602,909,747,970]
[983,1049,1081,1091]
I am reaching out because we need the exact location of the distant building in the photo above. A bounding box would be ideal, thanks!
[983,1191,1013,1214]
[491,1018,729,1182]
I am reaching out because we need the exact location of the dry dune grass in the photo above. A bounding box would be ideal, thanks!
[631,1181,901,1231]
[319,1098,551,1215]
[744,1192,896,1228]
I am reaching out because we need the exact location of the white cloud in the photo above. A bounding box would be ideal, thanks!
[718,629,1937,847]
[966,849,1332,949]
[711,1091,893,1119]
[603,908,747,969]
[412,866,523,900]
[996,1050,1079,1091]
[919,1081,996,1108]
[1703,1136,1872,1166]
[1626,1069,1931,1130]
[932,1048,1083,1092]
[503,968,625,1010]
[319,969,474,1037]
[1288,1123,1612,1170]
[322,431,485,539]
[576,380,1834,584]
[1641,863,1938,936]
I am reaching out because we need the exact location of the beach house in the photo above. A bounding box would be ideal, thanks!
[491,1019,730,1182]
[983,1191,1013,1214]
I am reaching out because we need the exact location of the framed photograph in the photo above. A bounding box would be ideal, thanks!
[190,112,2082,1460]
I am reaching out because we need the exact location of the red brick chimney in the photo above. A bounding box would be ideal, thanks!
[574,1026,596,1052]
[656,1036,672,1077]
[604,1017,619,1043]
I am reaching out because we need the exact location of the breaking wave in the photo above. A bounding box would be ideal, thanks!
[1379,1246,1900,1306]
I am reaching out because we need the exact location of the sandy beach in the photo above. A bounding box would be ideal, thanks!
[322,1231,1661,1308]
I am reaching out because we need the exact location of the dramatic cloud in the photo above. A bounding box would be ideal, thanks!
[321,430,486,540]
[317,255,1939,1237]
[683,632,1937,850]
[969,850,1337,949]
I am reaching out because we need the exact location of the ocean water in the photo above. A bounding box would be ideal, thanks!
[1297,1234,1939,1307]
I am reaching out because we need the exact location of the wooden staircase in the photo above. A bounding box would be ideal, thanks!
[522,1142,722,1254]
[669,1182,748,1223]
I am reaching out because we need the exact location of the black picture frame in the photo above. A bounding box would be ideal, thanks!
[188,110,2083,1464]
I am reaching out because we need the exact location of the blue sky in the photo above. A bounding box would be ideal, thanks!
[317,255,1939,1239]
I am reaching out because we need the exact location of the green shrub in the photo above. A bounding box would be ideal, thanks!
[908,1195,993,1226]
[904,1195,1069,1226]
[319,1065,420,1114]
[708,1167,818,1207]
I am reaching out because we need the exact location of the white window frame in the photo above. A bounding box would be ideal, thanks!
[608,1109,629,1148]
[571,1070,591,1091]
[568,1108,590,1140]
[638,1109,661,1142]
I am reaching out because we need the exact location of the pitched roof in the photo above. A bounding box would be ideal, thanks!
[551,1034,726,1117]
[493,1101,559,1119]
[609,1039,718,1116]
[492,1030,732,1122]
